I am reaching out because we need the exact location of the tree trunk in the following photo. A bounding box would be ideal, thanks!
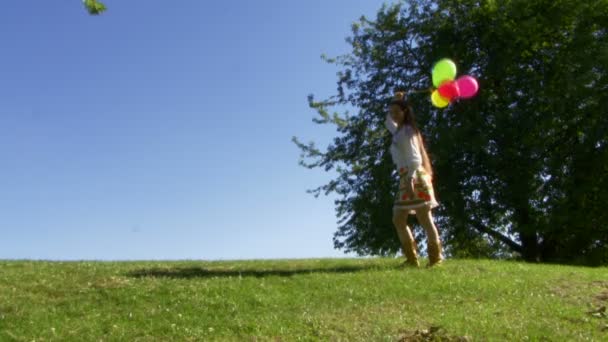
[539,235,560,262]
[519,231,540,262]
[516,208,540,262]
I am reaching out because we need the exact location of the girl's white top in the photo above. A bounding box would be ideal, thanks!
[384,113,422,179]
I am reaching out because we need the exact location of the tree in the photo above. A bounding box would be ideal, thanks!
[293,0,608,265]
[83,0,106,15]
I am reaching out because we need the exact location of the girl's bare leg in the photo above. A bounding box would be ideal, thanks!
[392,207,419,266]
[415,206,444,266]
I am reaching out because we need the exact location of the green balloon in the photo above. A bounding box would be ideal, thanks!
[432,59,457,88]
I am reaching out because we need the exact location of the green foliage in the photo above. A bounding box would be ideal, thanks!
[83,0,107,15]
[294,0,608,265]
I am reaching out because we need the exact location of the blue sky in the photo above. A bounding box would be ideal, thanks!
[0,0,389,260]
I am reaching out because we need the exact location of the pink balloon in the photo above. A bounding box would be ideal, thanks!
[456,76,479,98]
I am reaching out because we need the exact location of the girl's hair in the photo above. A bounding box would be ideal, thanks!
[390,91,434,178]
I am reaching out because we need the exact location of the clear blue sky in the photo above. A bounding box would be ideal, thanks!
[0,0,389,260]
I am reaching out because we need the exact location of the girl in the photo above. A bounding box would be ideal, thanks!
[385,91,444,268]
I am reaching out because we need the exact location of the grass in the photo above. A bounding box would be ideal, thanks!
[0,258,606,341]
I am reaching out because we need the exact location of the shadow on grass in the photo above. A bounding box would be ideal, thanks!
[125,264,392,279]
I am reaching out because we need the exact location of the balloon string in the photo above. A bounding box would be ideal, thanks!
[409,87,434,94]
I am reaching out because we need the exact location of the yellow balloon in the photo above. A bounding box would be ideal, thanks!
[431,90,450,108]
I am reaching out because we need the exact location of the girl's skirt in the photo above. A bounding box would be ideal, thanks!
[394,166,439,215]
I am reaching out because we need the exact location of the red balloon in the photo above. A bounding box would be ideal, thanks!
[438,80,460,101]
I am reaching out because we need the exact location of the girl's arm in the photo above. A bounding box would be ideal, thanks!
[384,112,398,134]
[403,126,422,179]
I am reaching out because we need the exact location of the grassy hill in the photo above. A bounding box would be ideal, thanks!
[0,258,606,341]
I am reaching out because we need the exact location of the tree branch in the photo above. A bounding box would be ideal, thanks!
[470,221,523,254]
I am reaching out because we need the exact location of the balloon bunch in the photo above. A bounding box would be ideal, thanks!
[430,58,479,108]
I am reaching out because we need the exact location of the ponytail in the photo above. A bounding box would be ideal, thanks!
[417,132,434,178]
